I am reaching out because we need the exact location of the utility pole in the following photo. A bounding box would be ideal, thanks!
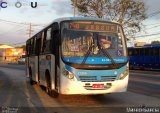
[29,23,32,38]
[74,0,76,17]
[27,23,33,38]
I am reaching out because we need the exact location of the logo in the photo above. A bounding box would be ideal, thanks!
[0,0,38,9]
[0,1,7,8]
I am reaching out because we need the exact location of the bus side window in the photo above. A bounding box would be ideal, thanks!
[149,48,153,56]
[26,40,30,56]
[145,48,149,56]
[40,32,45,53]
[128,49,132,56]
[42,27,52,53]
[33,36,37,55]
[142,48,145,56]
[154,48,159,56]
[30,38,34,55]
[36,33,42,55]
[139,48,144,56]
[133,49,138,56]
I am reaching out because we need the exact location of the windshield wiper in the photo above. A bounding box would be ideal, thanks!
[97,36,118,69]
[81,38,94,64]
[81,35,118,69]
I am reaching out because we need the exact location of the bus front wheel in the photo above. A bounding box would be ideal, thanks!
[45,72,58,98]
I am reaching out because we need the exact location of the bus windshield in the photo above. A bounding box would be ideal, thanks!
[61,21,127,65]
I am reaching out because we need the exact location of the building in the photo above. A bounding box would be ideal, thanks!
[0,44,24,63]
[134,42,147,47]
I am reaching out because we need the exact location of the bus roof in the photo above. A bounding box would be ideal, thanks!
[144,44,160,47]
[53,17,112,23]
[27,17,118,42]
[128,44,160,49]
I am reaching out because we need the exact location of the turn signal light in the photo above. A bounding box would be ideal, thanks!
[119,69,129,80]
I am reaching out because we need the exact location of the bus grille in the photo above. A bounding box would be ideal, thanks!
[101,76,117,82]
[79,76,117,82]
[79,76,97,82]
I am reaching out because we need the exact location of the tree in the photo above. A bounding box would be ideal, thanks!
[71,0,147,37]
[151,41,160,44]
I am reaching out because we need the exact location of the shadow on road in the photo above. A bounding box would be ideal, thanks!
[0,69,47,113]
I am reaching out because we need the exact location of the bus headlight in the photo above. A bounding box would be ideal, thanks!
[62,69,69,76]
[62,68,74,79]
[69,73,74,79]
[119,69,129,80]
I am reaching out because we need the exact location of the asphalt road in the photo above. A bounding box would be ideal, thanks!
[0,63,160,113]
[128,70,160,98]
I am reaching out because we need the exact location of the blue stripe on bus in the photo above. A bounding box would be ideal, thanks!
[70,17,111,22]
[63,57,127,64]
[65,64,127,80]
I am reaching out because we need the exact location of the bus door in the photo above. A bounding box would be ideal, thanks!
[52,22,60,92]
[39,31,49,86]
[36,33,42,83]
[26,40,30,77]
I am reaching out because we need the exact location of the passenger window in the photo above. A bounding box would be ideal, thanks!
[36,33,42,55]
[149,48,153,56]
[30,38,34,55]
[134,49,138,56]
[145,48,149,56]
[41,32,45,53]
[42,27,52,53]
[46,28,51,40]
[128,49,133,56]
[140,48,145,56]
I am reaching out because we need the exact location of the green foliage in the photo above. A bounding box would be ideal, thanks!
[151,41,160,44]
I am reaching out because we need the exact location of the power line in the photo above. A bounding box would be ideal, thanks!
[9,42,26,46]
[131,32,160,39]
[145,24,160,30]
[0,19,28,25]
[0,19,46,26]
[151,37,160,40]
[0,25,27,35]
[148,10,160,18]
[144,23,160,27]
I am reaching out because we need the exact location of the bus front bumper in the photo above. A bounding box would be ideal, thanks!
[59,75,129,95]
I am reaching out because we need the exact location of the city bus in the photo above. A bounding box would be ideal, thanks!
[128,44,160,70]
[26,17,129,97]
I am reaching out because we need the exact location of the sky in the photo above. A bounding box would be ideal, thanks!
[0,0,160,46]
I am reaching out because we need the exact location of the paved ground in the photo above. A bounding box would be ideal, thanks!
[0,64,159,113]
[128,70,160,98]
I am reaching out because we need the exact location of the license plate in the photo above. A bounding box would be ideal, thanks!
[92,84,104,88]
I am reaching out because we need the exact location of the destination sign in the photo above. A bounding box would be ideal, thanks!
[69,22,118,32]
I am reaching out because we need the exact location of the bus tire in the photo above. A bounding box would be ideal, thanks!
[49,90,58,98]
[45,71,58,98]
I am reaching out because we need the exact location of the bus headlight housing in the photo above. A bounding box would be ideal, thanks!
[68,73,74,79]
[62,68,74,79]
[119,69,129,80]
